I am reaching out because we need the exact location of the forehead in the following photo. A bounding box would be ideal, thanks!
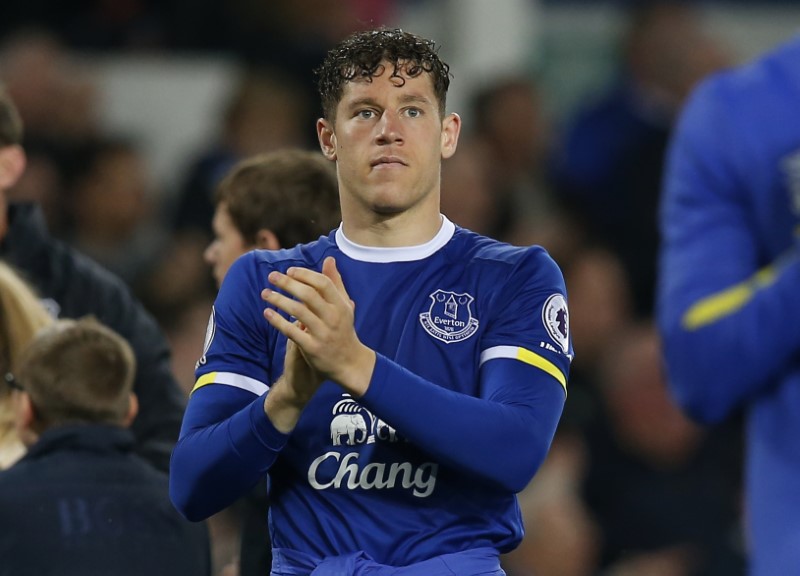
[212,203,235,229]
[339,61,437,103]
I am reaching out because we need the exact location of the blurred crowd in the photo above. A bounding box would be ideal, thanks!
[0,1,760,574]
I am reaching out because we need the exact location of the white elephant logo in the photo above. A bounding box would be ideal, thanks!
[330,413,368,446]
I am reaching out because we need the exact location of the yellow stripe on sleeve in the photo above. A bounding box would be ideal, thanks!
[681,267,776,330]
[516,348,568,395]
[191,372,219,394]
[190,371,269,396]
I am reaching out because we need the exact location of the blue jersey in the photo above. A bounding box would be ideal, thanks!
[657,35,800,576]
[170,217,570,571]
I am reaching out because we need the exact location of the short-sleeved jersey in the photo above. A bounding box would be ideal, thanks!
[176,217,570,566]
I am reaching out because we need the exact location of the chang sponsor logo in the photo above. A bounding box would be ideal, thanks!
[308,452,438,498]
[307,395,438,498]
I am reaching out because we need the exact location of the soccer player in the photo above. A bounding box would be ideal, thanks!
[171,27,571,574]
[657,34,800,576]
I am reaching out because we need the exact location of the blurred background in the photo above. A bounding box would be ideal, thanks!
[2,1,797,574]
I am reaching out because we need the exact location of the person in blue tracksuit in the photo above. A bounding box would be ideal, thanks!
[170,27,571,575]
[657,33,800,576]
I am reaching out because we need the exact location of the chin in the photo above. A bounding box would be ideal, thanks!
[371,203,405,216]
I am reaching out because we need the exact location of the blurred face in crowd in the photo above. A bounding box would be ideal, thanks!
[317,62,460,229]
[0,143,27,242]
[204,202,252,288]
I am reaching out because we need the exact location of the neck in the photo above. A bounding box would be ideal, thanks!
[340,209,443,248]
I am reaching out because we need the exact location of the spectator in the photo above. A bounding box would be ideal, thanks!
[582,322,744,575]
[0,260,52,469]
[0,84,185,473]
[144,67,315,320]
[470,75,567,252]
[64,136,168,288]
[0,316,210,576]
[552,0,730,316]
[205,148,340,287]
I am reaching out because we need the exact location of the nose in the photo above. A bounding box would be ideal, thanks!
[376,111,402,145]
[203,241,216,265]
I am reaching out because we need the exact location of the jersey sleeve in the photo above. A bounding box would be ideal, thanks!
[360,247,569,493]
[657,76,800,423]
[170,253,290,521]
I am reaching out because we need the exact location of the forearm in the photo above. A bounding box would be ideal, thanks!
[659,253,800,422]
[170,391,288,521]
[359,354,565,493]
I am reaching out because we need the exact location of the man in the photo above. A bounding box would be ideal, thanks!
[657,34,800,576]
[204,148,340,576]
[0,317,210,575]
[0,85,185,472]
[171,27,570,574]
[205,148,340,288]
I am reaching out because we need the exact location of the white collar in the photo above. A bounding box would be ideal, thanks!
[335,215,455,263]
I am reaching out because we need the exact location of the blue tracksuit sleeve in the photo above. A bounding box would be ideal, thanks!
[657,76,800,423]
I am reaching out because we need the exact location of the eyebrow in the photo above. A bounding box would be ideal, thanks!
[398,94,433,107]
[344,94,434,112]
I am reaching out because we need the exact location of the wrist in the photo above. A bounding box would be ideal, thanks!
[263,376,311,434]
[333,344,377,398]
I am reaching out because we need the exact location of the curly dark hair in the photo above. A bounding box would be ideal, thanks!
[315,27,452,121]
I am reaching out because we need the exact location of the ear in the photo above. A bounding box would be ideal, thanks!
[15,392,38,447]
[0,145,27,190]
[440,113,462,160]
[317,118,337,161]
[124,393,139,427]
[255,228,281,250]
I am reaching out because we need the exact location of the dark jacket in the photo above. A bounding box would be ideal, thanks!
[0,203,185,471]
[0,425,210,576]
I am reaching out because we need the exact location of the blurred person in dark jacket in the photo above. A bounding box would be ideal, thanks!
[0,85,185,472]
[0,315,210,576]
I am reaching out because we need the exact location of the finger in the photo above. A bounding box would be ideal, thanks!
[321,257,355,310]
[265,270,330,319]
[263,308,313,347]
[289,263,350,308]
[261,288,321,332]
[270,265,351,319]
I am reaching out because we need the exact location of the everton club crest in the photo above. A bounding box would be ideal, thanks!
[419,290,479,344]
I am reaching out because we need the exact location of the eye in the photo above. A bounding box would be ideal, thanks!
[405,108,422,118]
[357,109,375,119]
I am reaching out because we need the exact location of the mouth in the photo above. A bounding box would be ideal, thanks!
[371,156,407,169]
